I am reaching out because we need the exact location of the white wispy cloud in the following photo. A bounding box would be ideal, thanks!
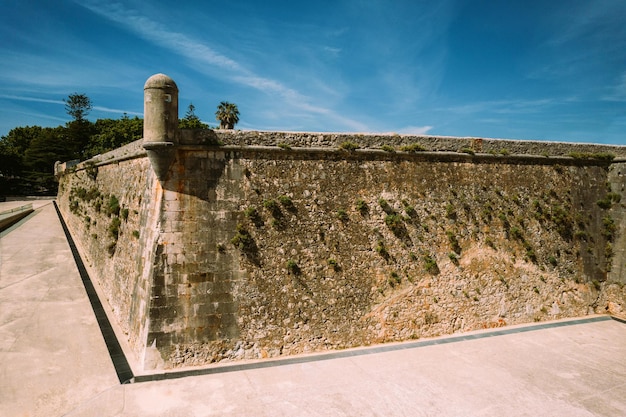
[78,0,367,131]
[395,125,434,135]
[603,73,626,102]
[5,108,67,124]
[0,94,65,106]
[547,1,626,48]
[323,46,341,56]
[93,106,142,116]
[435,98,557,115]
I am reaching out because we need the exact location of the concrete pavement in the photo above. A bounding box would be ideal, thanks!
[0,201,119,417]
[1,200,626,416]
[114,317,626,417]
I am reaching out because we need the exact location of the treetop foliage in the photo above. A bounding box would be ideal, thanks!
[0,112,142,196]
[1,94,229,195]
[179,103,210,129]
[215,101,240,129]
[64,93,92,122]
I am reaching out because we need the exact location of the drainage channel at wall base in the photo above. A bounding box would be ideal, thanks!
[54,201,134,384]
[131,315,620,382]
[54,202,625,385]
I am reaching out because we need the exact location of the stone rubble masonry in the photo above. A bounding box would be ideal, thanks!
[56,131,626,370]
[54,76,626,370]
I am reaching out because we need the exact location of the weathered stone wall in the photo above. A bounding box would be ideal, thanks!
[57,132,626,370]
[56,147,158,362]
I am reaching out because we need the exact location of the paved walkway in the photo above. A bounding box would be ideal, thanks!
[0,201,119,417]
[1,201,626,416]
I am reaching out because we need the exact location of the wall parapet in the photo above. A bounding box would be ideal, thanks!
[57,130,624,177]
[209,130,626,158]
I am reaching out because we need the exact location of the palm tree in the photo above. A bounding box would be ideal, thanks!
[215,101,240,129]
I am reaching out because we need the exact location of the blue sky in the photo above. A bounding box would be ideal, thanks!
[1,0,625,144]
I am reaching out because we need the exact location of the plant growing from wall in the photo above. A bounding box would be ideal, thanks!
[446,230,461,254]
[85,162,98,180]
[278,195,296,212]
[244,206,259,219]
[574,230,588,241]
[263,199,281,218]
[445,203,457,220]
[568,152,615,161]
[378,198,394,215]
[551,204,574,240]
[602,215,616,241]
[388,272,401,287]
[328,258,340,271]
[381,145,395,152]
[385,214,405,237]
[108,217,121,239]
[498,212,510,231]
[423,254,439,275]
[597,192,621,209]
[605,242,614,271]
[525,247,537,264]
[375,240,389,259]
[106,195,120,217]
[356,199,368,215]
[400,143,426,153]
[337,209,348,221]
[231,223,254,251]
[339,141,359,151]
[548,256,557,267]
[69,199,80,214]
[509,226,523,241]
[106,216,122,256]
[402,201,417,218]
[244,205,264,227]
[286,259,301,275]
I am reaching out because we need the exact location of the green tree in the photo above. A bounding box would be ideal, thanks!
[65,119,94,160]
[179,103,208,129]
[64,93,92,122]
[86,115,143,157]
[63,93,94,159]
[215,101,240,129]
[0,126,46,195]
[0,112,143,195]
[23,126,71,194]
[0,126,43,177]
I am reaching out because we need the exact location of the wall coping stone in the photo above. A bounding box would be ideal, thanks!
[57,130,626,175]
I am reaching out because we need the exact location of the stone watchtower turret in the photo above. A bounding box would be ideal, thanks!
[143,73,179,181]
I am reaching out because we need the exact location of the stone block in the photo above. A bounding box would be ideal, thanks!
[188,272,215,283]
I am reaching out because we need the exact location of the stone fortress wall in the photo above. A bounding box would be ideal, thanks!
[56,74,626,370]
